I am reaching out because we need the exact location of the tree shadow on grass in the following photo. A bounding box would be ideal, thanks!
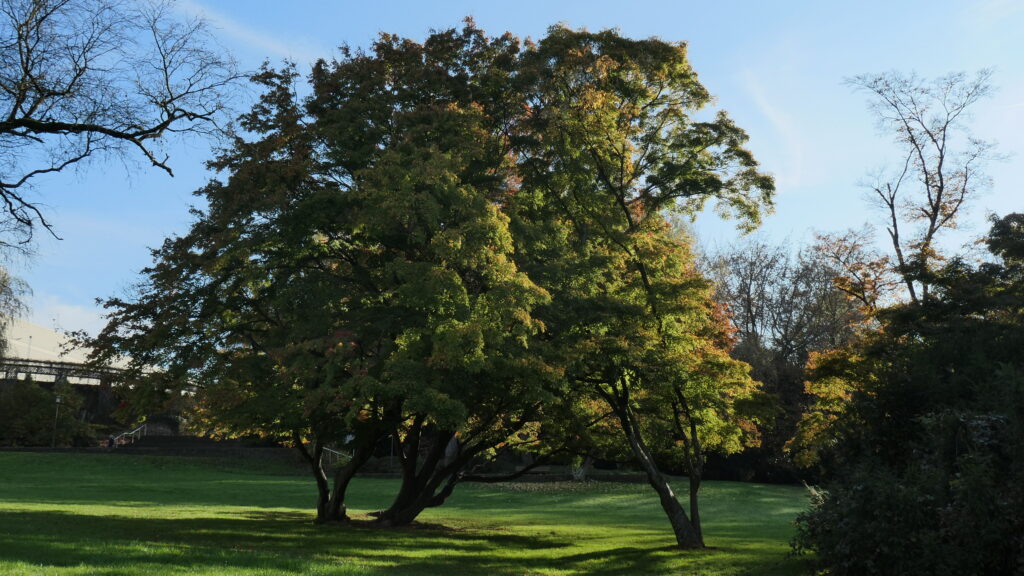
[0,479,320,511]
[0,508,692,575]
[0,507,809,575]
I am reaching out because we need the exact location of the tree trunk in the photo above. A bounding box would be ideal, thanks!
[293,432,331,523]
[375,427,454,525]
[425,472,460,508]
[688,472,702,544]
[324,442,375,522]
[377,468,455,526]
[572,454,594,482]
[687,417,704,543]
[374,431,486,527]
[385,421,424,517]
[611,395,704,549]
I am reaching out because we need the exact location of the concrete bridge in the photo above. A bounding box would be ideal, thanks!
[0,357,122,385]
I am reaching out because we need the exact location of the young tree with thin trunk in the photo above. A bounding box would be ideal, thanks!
[510,27,774,549]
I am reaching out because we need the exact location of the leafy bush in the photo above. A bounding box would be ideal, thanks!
[795,405,1024,574]
[0,379,93,446]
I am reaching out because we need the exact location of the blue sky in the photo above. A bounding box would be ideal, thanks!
[14,0,1024,335]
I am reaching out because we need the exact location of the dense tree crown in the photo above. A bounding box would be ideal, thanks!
[794,214,1024,575]
[91,22,774,543]
[501,27,773,547]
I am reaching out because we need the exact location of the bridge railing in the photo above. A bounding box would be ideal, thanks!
[113,423,147,447]
[322,446,352,468]
[0,356,124,383]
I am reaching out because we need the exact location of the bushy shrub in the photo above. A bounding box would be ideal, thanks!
[795,406,1024,575]
[0,380,93,446]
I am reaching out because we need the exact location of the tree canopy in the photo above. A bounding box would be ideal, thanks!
[91,22,774,542]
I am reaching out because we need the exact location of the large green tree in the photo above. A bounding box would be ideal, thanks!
[305,25,556,526]
[93,24,774,542]
[93,25,555,526]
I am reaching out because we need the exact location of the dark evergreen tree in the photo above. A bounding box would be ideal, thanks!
[794,213,1024,575]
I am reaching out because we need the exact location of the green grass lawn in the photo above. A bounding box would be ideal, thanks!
[0,453,810,575]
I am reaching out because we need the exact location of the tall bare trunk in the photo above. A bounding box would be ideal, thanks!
[686,401,704,543]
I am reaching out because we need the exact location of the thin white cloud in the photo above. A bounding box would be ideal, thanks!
[739,69,804,190]
[176,0,327,65]
[30,294,107,338]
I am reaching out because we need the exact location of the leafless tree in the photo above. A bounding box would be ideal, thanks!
[705,239,865,474]
[848,70,996,303]
[0,0,240,241]
[707,239,865,365]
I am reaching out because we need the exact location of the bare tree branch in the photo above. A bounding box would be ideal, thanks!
[847,70,995,302]
[0,0,241,242]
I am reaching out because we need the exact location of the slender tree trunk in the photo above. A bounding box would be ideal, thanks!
[688,472,702,544]
[572,453,594,481]
[324,441,375,522]
[293,432,331,523]
[626,415,703,549]
[606,388,703,549]
[686,401,705,543]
